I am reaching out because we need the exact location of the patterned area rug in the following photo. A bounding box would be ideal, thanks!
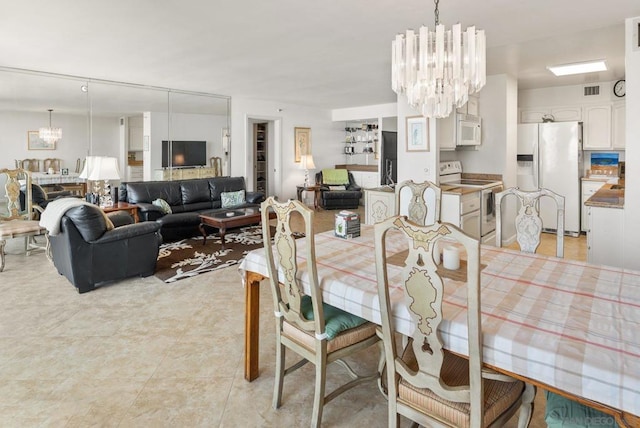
[155,225,267,283]
[155,225,303,283]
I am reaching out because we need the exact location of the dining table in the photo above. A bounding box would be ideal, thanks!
[238,225,640,427]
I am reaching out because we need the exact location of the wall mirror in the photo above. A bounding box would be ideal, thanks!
[0,67,231,191]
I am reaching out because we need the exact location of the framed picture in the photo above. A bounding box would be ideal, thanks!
[61,168,69,175]
[28,131,56,150]
[294,127,311,162]
[406,116,429,152]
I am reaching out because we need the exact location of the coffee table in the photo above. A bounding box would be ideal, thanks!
[198,207,275,249]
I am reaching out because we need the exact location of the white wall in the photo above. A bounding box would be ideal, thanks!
[0,111,118,171]
[231,97,343,200]
[396,94,438,184]
[623,17,640,269]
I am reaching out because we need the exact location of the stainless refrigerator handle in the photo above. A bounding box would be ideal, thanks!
[533,139,539,188]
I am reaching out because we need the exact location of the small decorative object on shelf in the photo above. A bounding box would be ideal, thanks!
[343,121,378,162]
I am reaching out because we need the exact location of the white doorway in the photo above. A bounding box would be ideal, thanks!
[246,115,282,198]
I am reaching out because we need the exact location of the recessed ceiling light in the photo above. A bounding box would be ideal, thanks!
[547,60,607,76]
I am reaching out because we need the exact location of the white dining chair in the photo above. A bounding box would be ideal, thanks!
[374,215,535,427]
[495,187,565,258]
[261,197,380,428]
[394,180,441,225]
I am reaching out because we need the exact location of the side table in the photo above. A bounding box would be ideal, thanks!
[296,184,321,210]
[101,202,140,223]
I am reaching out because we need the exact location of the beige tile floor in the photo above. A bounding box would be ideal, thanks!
[0,207,586,427]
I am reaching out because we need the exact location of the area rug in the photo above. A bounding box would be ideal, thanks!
[155,225,304,283]
[155,225,268,283]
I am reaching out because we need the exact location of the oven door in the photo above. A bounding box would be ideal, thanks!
[481,185,502,237]
[461,210,481,239]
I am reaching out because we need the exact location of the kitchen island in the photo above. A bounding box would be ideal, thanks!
[585,182,625,267]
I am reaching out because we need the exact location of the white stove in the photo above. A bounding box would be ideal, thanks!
[439,161,502,189]
[438,161,503,244]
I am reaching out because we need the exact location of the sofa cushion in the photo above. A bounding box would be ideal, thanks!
[125,181,182,206]
[221,190,246,208]
[180,179,211,204]
[208,177,247,201]
[156,212,201,228]
[65,205,111,242]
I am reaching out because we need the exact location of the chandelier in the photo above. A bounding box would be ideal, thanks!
[39,109,62,143]
[391,0,486,118]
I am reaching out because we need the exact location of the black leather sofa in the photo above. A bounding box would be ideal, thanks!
[119,176,264,241]
[49,204,162,294]
[315,171,362,210]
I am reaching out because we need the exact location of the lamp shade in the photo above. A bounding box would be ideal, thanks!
[87,156,121,181]
[78,156,99,179]
[301,154,316,170]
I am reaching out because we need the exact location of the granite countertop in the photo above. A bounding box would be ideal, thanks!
[584,182,625,209]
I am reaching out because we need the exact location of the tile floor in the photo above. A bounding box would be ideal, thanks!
[0,207,586,427]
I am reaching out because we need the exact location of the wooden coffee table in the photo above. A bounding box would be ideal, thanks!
[198,207,275,249]
[101,202,139,223]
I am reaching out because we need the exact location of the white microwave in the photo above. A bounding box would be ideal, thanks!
[456,114,482,146]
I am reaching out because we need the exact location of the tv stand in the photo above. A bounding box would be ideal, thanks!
[154,167,219,181]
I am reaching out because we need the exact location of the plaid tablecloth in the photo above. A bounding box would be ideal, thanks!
[239,225,640,416]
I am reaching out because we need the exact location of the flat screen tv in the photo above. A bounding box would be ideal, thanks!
[162,140,207,168]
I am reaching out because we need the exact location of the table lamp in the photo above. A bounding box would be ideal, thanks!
[87,156,121,206]
[79,156,100,204]
[300,154,316,186]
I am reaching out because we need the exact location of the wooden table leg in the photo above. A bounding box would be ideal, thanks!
[199,223,208,246]
[245,271,264,381]
[219,226,227,249]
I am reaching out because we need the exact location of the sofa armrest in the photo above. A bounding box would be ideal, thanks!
[136,202,165,221]
[93,222,161,244]
[246,191,265,204]
[347,183,362,191]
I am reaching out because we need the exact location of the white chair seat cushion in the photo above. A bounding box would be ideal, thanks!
[283,320,377,353]
[398,347,525,428]
[0,220,46,239]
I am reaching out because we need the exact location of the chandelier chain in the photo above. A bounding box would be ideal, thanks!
[434,0,439,26]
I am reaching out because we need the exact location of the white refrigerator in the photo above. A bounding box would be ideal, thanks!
[517,122,583,236]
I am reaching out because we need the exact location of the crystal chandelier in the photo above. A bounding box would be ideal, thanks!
[39,109,62,143]
[391,0,486,118]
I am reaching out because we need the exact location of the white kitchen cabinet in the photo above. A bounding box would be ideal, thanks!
[350,171,379,189]
[519,106,581,123]
[612,102,626,150]
[456,96,479,116]
[128,115,144,151]
[581,180,605,232]
[437,113,456,151]
[441,191,481,239]
[364,187,395,225]
[583,104,612,150]
[127,165,143,182]
[587,205,624,267]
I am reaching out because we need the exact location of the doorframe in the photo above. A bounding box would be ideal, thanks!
[245,114,282,198]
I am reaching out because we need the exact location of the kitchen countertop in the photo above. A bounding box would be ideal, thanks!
[584,182,625,209]
[440,184,483,195]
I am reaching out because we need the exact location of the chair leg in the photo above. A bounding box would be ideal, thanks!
[517,383,536,428]
[311,354,327,428]
[0,240,5,272]
[273,340,285,409]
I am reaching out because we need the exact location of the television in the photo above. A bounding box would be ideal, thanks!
[162,140,207,168]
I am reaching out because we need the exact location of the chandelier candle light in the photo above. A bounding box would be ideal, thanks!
[39,109,62,143]
[391,0,486,118]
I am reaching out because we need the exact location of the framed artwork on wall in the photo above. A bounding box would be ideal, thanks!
[27,131,55,150]
[294,127,311,162]
[405,116,429,152]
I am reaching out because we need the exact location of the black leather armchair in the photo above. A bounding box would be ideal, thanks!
[49,204,162,293]
[315,171,362,210]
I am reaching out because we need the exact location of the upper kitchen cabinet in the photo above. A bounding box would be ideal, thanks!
[519,106,582,123]
[456,96,479,116]
[583,104,612,150]
[612,102,625,150]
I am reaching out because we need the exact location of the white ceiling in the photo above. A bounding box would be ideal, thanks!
[1,0,639,110]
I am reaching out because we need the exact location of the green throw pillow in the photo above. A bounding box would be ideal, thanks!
[221,190,246,208]
[152,198,172,214]
[300,295,367,340]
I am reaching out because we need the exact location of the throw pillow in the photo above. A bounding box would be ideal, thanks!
[328,185,346,191]
[221,190,246,208]
[152,198,172,214]
[300,295,367,340]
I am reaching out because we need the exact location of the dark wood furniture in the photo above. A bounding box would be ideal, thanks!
[101,202,140,223]
[296,184,321,210]
[198,207,275,249]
